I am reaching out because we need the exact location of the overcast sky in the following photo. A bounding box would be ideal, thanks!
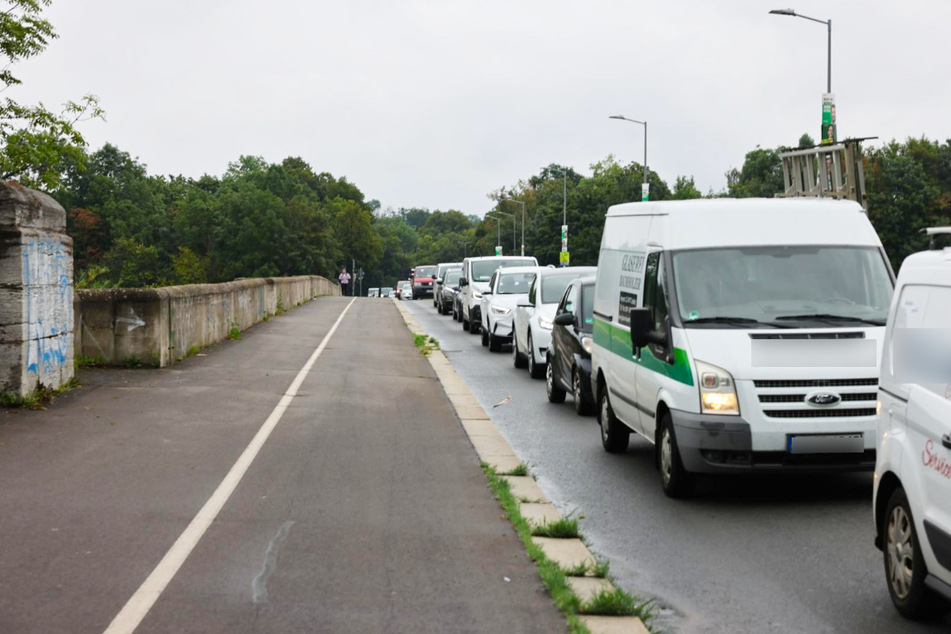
[15,0,951,217]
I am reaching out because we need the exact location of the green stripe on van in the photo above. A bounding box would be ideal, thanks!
[593,318,694,386]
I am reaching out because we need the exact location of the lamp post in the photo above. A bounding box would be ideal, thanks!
[548,167,570,266]
[501,198,526,255]
[769,8,831,94]
[487,210,515,254]
[608,115,649,201]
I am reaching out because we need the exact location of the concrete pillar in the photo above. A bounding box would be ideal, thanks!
[0,182,74,396]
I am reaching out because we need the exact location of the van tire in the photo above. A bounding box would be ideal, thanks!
[659,414,695,498]
[489,334,502,353]
[513,333,528,369]
[598,387,629,454]
[528,332,545,379]
[546,359,566,403]
[884,487,951,619]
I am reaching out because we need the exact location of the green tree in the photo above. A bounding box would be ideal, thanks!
[0,1,104,189]
[726,147,783,198]
[671,175,702,200]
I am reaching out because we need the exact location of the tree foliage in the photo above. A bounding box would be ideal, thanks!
[0,1,104,189]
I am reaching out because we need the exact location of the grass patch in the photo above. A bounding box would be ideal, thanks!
[228,323,242,340]
[532,517,580,539]
[580,588,654,618]
[186,345,201,357]
[123,356,145,368]
[1,378,80,410]
[76,355,104,368]
[480,463,655,631]
[275,300,286,315]
[504,463,530,477]
[413,333,439,356]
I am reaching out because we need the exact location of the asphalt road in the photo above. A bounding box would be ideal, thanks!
[404,297,951,634]
[0,297,564,634]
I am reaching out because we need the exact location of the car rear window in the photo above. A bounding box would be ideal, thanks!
[415,266,437,277]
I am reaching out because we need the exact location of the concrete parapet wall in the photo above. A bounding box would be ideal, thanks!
[75,275,339,367]
[0,182,74,396]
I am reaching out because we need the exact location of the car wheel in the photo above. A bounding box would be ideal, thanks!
[469,314,480,335]
[884,487,951,619]
[513,332,527,369]
[546,359,566,403]
[598,385,629,454]
[572,366,593,416]
[462,314,470,331]
[489,334,502,353]
[527,332,545,379]
[481,324,489,347]
[659,413,695,498]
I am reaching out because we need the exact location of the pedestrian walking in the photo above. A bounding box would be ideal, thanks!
[338,267,352,296]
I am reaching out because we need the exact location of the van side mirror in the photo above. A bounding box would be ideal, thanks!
[483,289,493,295]
[459,278,468,287]
[629,308,653,351]
[435,277,443,284]
[554,312,575,327]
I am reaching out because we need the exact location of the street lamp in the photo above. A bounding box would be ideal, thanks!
[769,9,831,94]
[487,210,515,254]
[548,167,570,266]
[501,198,526,256]
[608,115,649,201]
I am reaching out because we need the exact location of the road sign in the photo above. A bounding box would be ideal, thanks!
[495,245,502,255]
[821,93,836,144]
[358,267,365,280]
[559,251,570,266]
[641,183,650,202]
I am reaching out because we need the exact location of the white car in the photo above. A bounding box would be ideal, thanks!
[459,255,538,335]
[513,266,597,378]
[479,266,538,352]
[874,228,951,620]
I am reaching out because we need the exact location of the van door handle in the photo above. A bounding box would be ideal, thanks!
[943,434,951,450]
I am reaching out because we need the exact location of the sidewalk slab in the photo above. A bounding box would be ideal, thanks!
[469,434,519,460]
[531,537,597,572]
[501,476,548,503]
[566,577,616,603]
[520,502,563,527]
[580,615,651,634]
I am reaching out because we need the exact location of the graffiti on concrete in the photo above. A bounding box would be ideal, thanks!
[22,237,72,377]
[114,308,146,333]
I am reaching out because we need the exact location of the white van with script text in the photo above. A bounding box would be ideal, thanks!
[591,198,894,497]
[874,230,951,620]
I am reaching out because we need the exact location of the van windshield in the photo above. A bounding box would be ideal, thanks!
[471,259,536,282]
[671,246,893,327]
[415,266,437,278]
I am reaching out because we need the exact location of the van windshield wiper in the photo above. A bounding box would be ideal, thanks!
[685,316,761,325]
[775,313,886,326]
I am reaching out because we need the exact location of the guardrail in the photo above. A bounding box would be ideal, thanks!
[74,276,339,367]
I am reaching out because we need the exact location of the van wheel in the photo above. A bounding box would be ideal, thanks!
[528,332,545,379]
[573,367,593,416]
[513,332,527,369]
[659,414,695,498]
[546,360,566,403]
[598,387,629,453]
[884,487,951,619]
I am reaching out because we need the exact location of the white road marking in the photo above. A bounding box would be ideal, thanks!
[103,297,357,634]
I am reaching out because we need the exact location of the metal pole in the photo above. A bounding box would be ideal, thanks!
[562,172,567,226]
[643,121,648,200]
[520,201,525,256]
[827,19,832,93]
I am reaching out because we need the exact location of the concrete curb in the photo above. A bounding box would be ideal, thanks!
[393,298,650,634]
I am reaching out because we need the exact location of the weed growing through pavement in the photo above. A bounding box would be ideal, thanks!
[413,334,439,356]
[505,463,530,477]
[228,323,242,340]
[480,463,655,632]
[532,517,580,539]
[76,355,104,368]
[0,378,79,410]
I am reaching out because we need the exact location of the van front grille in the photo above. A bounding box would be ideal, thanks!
[763,408,876,419]
[754,378,877,389]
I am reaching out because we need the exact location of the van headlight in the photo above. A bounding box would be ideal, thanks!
[539,316,553,330]
[490,304,511,315]
[582,336,593,354]
[697,360,739,415]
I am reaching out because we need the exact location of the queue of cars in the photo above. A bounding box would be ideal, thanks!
[400,198,950,621]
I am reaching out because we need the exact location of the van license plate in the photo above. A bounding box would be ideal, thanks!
[787,433,864,454]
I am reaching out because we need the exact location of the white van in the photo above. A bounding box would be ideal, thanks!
[874,229,951,619]
[591,198,894,497]
[459,255,538,335]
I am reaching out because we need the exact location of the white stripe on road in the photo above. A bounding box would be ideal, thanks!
[103,297,357,634]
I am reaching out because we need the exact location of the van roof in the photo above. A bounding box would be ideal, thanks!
[897,249,951,286]
[605,198,881,250]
